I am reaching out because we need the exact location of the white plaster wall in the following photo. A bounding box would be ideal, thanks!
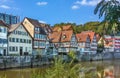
[8,25,32,55]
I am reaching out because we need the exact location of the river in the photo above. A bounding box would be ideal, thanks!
[0,60,120,78]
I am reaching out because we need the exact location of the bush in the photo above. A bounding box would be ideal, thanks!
[31,58,81,78]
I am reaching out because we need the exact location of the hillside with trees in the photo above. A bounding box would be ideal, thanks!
[53,21,105,35]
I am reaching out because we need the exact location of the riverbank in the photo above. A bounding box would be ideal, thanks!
[1,52,120,70]
[0,60,120,78]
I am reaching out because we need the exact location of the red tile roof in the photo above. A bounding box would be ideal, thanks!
[48,31,61,43]
[62,25,72,31]
[61,30,73,42]
[76,33,89,42]
[48,30,73,43]
[81,31,95,42]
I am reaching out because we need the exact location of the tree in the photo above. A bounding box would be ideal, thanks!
[94,0,120,35]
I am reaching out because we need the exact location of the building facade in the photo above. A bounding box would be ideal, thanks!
[76,33,91,54]
[22,17,47,55]
[58,30,77,54]
[8,23,32,55]
[49,26,77,55]
[0,20,8,56]
[104,35,114,52]
[0,13,20,25]
[113,36,120,52]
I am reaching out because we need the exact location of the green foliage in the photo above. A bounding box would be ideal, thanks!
[68,50,76,59]
[53,21,105,35]
[0,74,7,78]
[31,58,81,78]
[94,0,120,35]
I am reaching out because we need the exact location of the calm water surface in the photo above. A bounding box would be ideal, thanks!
[0,60,120,78]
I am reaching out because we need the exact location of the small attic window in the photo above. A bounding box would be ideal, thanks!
[62,35,66,39]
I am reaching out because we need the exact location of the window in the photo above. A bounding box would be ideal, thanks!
[16,38,19,42]
[29,40,31,44]
[16,47,18,51]
[39,35,41,39]
[4,28,6,33]
[34,34,37,38]
[27,39,29,43]
[12,38,15,42]
[9,38,11,42]
[23,39,25,43]
[35,27,39,32]
[3,39,7,43]
[20,39,22,43]
[34,41,38,46]
[12,47,15,51]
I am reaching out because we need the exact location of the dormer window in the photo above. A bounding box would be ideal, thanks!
[62,34,66,39]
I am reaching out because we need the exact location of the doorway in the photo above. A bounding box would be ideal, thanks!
[20,47,23,56]
[3,49,6,56]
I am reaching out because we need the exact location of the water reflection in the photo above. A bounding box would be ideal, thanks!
[0,60,120,78]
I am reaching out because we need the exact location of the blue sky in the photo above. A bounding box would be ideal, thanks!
[0,0,103,26]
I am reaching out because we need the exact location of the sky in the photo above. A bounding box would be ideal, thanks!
[0,0,103,26]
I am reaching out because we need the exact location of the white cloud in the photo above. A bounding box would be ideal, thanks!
[39,20,46,24]
[75,0,101,6]
[71,5,79,10]
[0,5,10,9]
[36,2,48,6]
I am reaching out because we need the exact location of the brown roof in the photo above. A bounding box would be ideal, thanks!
[48,31,61,43]
[61,30,73,42]
[25,17,46,35]
[26,17,41,27]
[62,25,72,31]
[76,33,89,42]
[8,23,33,39]
[0,20,8,27]
[48,30,73,43]
[9,23,21,32]
[52,26,62,32]
[43,25,52,33]
[81,31,95,42]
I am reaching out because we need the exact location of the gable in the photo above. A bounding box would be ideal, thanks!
[22,18,34,38]
[9,24,32,39]
[71,34,77,42]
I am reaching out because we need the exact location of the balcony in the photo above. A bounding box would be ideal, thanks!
[91,46,97,49]
[33,46,38,48]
